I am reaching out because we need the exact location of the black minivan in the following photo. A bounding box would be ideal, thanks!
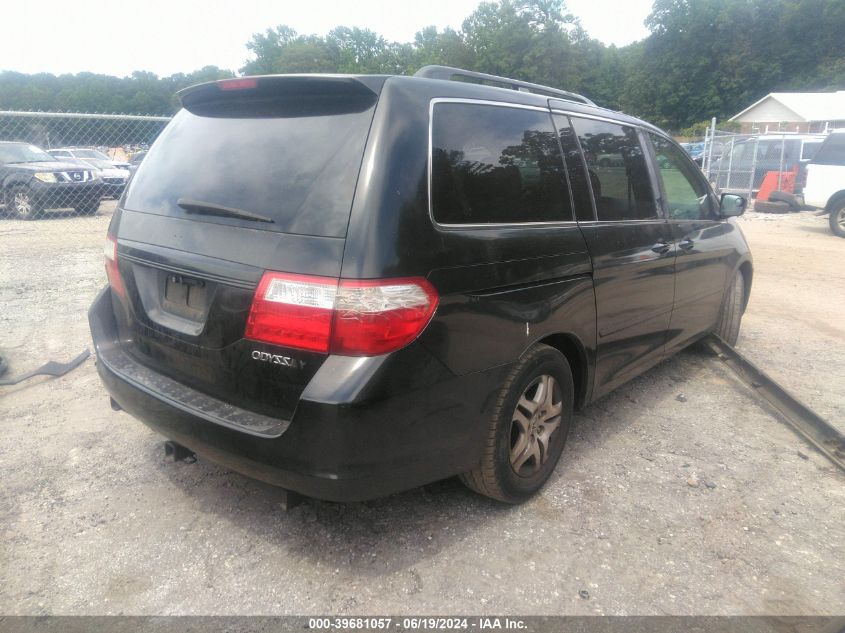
[90,67,752,503]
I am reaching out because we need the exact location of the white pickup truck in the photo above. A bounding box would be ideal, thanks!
[803,130,845,237]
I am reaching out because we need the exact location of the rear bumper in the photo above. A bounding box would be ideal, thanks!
[89,287,507,501]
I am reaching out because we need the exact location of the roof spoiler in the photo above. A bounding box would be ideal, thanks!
[414,65,595,106]
[177,75,385,116]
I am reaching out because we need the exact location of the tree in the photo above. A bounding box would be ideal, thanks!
[3,0,845,130]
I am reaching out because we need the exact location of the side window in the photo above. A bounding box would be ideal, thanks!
[761,140,797,161]
[812,134,845,166]
[431,103,572,224]
[553,114,595,221]
[570,118,657,221]
[52,150,70,157]
[802,141,822,161]
[649,134,715,221]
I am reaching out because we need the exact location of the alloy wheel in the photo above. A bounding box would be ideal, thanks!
[509,374,563,477]
[13,191,32,218]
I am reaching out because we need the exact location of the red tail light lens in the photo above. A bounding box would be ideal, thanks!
[245,273,338,353]
[331,278,439,355]
[104,234,125,298]
[217,78,258,91]
[245,273,439,356]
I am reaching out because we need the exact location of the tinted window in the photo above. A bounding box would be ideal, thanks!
[650,134,714,221]
[761,140,799,161]
[431,103,571,224]
[812,134,845,166]
[554,114,595,221]
[571,118,657,221]
[123,105,376,237]
[802,141,822,161]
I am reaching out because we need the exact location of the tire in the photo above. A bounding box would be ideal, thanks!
[5,187,40,220]
[829,203,845,238]
[754,199,791,214]
[460,344,574,503]
[74,199,101,216]
[716,272,745,346]
[767,190,801,211]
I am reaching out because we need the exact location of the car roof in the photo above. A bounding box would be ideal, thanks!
[180,72,668,139]
[392,74,667,136]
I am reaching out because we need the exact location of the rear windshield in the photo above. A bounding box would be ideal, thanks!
[801,141,822,161]
[123,105,376,237]
[811,133,845,166]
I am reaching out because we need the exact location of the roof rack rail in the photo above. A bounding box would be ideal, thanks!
[414,65,595,107]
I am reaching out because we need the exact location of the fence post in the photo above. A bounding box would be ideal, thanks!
[777,136,786,191]
[748,137,759,201]
[726,137,735,191]
[705,117,717,176]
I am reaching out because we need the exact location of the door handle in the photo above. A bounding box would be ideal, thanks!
[679,238,695,250]
[651,240,671,254]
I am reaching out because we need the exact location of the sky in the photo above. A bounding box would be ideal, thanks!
[0,0,652,78]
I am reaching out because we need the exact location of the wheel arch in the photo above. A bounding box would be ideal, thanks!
[534,332,590,411]
[825,190,845,212]
[737,259,753,312]
[2,174,32,191]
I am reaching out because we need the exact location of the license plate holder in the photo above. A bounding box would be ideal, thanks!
[162,274,208,321]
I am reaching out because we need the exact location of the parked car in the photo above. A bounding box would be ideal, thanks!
[712,134,825,195]
[680,141,705,165]
[803,129,845,237]
[48,147,129,197]
[0,141,103,219]
[89,68,752,504]
[127,150,147,177]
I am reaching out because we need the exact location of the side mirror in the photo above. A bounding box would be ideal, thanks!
[720,193,747,218]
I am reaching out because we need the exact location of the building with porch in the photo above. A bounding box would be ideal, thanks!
[730,91,845,134]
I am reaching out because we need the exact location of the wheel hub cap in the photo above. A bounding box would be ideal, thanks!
[14,192,31,215]
[509,374,563,477]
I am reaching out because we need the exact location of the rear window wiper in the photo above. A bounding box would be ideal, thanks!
[176,198,275,224]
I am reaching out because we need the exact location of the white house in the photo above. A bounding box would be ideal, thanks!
[730,91,845,134]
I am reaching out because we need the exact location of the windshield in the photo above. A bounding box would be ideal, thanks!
[124,105,376,237]
[74,149,111,160]
[0,143,54,164]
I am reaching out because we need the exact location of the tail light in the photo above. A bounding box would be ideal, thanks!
[331,279,440,355]
[217,78,258,91]
[245,272,439,356]
[104,234,125,298]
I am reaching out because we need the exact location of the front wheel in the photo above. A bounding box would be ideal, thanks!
[830,204,845,238]
[460,344,574,503]
[5,187,40,220]
[716,272,745,346]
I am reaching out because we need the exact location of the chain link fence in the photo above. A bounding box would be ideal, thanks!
[0,111,170,220]
[700,128,828,200]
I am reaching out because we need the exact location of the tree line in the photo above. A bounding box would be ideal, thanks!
[1,0,843,132]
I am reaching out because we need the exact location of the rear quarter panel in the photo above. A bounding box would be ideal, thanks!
[342,78,597,398]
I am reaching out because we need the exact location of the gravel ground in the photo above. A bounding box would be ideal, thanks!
[735,209,845,433]
[1,205,843,616]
